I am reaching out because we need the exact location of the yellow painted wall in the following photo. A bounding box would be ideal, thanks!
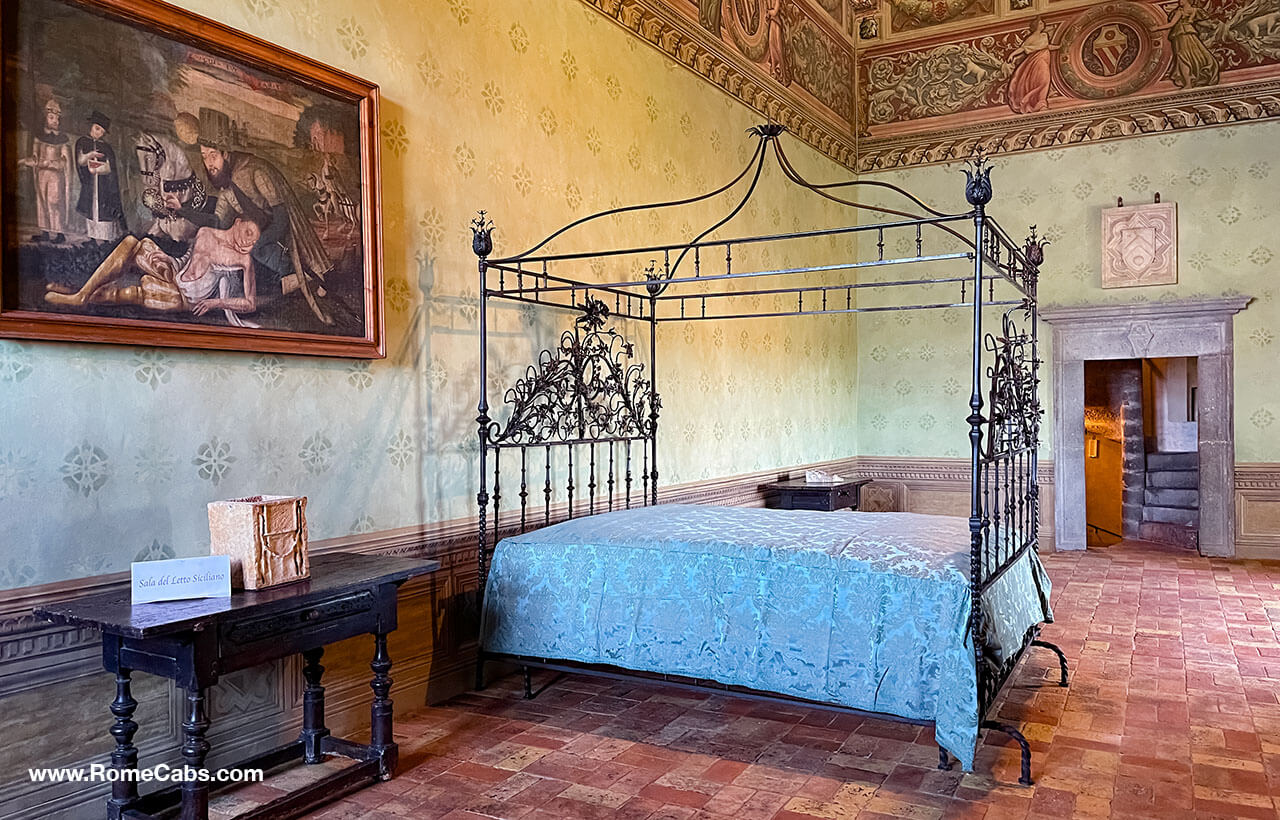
[856,122,1280,463]
[0,0,859,590]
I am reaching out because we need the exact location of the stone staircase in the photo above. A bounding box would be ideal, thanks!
[1138,451,1198,548]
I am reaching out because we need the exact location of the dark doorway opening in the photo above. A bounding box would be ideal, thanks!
[1083,358,1199,549]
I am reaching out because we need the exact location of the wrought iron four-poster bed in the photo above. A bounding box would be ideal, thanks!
[468,125,1066,785]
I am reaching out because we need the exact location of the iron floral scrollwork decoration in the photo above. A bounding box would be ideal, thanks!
[489,298,656,446]
[963,152,993,208]
[576,295,610,331]
[983,304,1041,459]
[471,211,495,258]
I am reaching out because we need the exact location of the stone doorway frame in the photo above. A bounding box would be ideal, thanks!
[1041,297,1250,557]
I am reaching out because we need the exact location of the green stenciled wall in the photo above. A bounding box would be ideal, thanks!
[856,121,1280,464]
[0,0,859,591]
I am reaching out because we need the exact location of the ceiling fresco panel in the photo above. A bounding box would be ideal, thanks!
[857,0,1280,169]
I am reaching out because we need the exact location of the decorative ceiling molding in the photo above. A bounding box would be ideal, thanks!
[857,79,1280,170]
[578,0,1280,172]
[578,0,858,169]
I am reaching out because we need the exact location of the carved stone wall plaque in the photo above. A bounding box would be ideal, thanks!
[1101,201,1177,288]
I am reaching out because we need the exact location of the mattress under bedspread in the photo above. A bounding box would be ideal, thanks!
[479,504,1053,770]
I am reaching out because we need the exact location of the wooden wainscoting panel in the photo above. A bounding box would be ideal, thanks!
[852,457,1056,552]
[1235,464,1280,561]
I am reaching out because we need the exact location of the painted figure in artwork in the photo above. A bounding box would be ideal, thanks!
[161,124,334,323]
[44,218,261,327]
[74,111,125,246]
[1162,0,1220,88]
[765,0,790,85]
[198,142,334,323]
[699,0,723,35]
[20,99,71,243]
[135,112,209,253]
[300,154,357,239]
[1006,18,1057,114]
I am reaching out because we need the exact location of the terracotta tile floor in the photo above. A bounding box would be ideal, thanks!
[305,541,1280,819]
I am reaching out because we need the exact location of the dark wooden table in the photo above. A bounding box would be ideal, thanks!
[763,477,872,511]
[35,552,438,820]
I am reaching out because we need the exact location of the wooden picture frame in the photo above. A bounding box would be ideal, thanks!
[1,0,384,357]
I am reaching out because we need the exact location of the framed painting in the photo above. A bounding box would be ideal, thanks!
[0,0,384,357]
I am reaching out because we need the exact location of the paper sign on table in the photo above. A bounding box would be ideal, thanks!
[131,555,232,604]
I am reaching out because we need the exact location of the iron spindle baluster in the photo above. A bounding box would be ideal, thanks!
[544,445,552,526]
[608,443,616,511]
[519,448,528,532]
[589,443,597,515]
[616,293,621,314]
[726,244,732,276]
[694,246,700,277]
[540,262,547,301]
[877,228,884,260]
[1001,455,1008,567]
[567,445,575,520]
[517,262,523,292]
[625,441,633,509]
[499,268,504,290]
[642,441,649,504]
[916,224,922,256]
[1019,449,1026,551]
[701,296,706,318]
[986,460,993,579]
[846,287,852,310]
[493,449,501,547]
[822,290,827,311]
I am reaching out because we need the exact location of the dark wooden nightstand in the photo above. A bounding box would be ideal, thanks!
[763,477,872,511]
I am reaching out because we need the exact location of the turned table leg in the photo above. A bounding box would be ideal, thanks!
[106,668,140,820]
[370,632,397,778]
[301,647,330,763]
[181,687,211,820]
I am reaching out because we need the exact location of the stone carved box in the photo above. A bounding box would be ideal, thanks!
[1101,201,1178,288]
[209,495,309,590]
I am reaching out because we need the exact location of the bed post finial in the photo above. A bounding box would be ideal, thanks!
[1023,226,1048,292]
[963,152,992,208]
[747,123,786,140]
[471,211,495,258]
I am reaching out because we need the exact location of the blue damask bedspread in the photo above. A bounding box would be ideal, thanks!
[480,504,1053,770]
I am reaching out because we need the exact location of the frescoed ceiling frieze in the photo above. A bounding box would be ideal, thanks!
[856,0,1280,170]
[579,0,1280,171]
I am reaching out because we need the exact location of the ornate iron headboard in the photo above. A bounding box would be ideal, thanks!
[474,295,659,612]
